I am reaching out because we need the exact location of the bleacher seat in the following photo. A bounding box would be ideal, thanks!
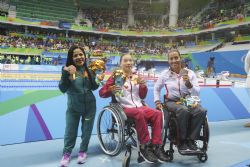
[10,0,77,23]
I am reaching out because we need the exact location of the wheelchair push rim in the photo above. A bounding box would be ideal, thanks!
[97,107,124,156]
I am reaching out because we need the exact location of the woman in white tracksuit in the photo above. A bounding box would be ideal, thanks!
[245,50,250,90]
[154,49,207,151]
[244,50,250,127]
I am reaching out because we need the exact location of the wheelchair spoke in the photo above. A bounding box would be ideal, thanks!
[97,107,124,156]
[103,111,112,132]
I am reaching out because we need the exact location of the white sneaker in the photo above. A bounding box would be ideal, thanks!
[60,153,70,167]
[77,152,87,164]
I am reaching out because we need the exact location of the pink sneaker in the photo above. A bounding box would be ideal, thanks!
[77,152,87,164]
[60,153,70,167]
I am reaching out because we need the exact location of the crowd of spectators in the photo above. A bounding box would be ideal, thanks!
[1,1,249,66]
[0,30,174,55]
[0,27,227,66]
[82,8,128,30]
[0,32,86,51]
[0,54,42,65]
[79,0,249,32]
[197,0,247,29]
[1,0,249,32]
[0,30,174,65]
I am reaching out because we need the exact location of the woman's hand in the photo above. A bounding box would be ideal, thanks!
[155,101,163,110]
[182,74,189,81]
[183,74,193,89]
[109,85,122,94]
[137,76,146,85]
[64,65,76,75]
[97,73,105,81]
[156,103,163,110]
[180,69,193,89]
[133,75,145,85]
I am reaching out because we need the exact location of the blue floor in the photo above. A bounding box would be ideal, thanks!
[1,119,250,167]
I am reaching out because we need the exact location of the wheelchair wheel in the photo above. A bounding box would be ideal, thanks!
[204,118,210,143]
[97,107,124,156]
[122,155,130,167]
[122,145,131,167]
[165,150,174,162]
[196,118,209,151]
[129,127,139,148]
[161,107,169,146]
[197,153,208,162]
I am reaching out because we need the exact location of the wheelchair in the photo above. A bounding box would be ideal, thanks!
[162,101,209,163]
[96,102,166,167]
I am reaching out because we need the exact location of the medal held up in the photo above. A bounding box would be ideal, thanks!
[88,59,106,85]
[112,69,126,97]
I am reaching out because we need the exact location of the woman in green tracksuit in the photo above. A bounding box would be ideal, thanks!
[59,45,104,167]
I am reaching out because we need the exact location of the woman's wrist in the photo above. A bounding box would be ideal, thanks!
[155,100,161,105]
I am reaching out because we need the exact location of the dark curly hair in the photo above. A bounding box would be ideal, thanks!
[65,45,94,87]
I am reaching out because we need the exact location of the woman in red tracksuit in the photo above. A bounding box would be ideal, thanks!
[99,54,169,163]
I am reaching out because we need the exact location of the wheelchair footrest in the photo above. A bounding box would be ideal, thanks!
[125,144,132,157]
[178,149,205,156]
[123,144,132,167]
[137,155,145,163]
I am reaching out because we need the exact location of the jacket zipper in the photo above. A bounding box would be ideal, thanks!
[178,77,182,98]
[129,80,137,108]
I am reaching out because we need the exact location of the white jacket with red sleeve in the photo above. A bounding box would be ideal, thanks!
[99,74,148,108]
